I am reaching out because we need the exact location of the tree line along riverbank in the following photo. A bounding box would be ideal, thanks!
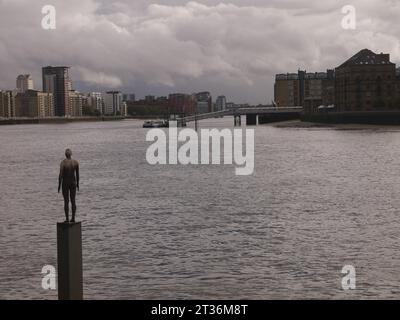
[0,116,127,125]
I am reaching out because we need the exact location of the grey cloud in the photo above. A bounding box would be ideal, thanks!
[0,0,400,104]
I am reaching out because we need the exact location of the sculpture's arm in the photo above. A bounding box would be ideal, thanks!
[58,163,63,193]
[76,162,80,191]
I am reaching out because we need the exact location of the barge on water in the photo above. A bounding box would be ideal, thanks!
[142,118,186,128]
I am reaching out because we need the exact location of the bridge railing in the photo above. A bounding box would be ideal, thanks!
[182,107,303,122]
[182,110,232,122]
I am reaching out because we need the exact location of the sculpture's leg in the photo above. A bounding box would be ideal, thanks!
[70,185,76,222]
[62,186,70,222]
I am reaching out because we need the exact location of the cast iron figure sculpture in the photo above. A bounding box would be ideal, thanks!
[58,149,79,223]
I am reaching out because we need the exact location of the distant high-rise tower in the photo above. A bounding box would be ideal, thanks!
[104,91,123,115]
[42,66,71,116]
[16,74,34,93]
[196,92,212,113]
[122,93,135,102]
[216,96,227,111]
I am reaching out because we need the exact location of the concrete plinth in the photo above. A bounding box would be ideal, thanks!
[57,222,83,300]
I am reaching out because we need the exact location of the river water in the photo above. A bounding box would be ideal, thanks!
[2,118,400,299]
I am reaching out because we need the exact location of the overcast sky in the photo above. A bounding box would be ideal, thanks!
[1,0,400,104]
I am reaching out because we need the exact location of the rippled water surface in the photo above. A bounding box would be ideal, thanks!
[2,118,400,299]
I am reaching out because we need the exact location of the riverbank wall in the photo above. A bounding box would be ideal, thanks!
[257,112,301,124]
[301,111,400,125]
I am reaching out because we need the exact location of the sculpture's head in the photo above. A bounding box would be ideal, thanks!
[65,148,72,159]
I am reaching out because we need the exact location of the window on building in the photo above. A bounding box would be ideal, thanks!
[377,76,382,97]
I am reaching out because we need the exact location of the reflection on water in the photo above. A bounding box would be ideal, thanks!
[2,118,400,299]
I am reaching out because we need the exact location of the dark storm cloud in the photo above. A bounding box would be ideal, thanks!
[0,0,400,104]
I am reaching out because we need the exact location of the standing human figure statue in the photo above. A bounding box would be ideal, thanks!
[58,149,79,223]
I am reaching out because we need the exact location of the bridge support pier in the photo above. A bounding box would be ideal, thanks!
[246,114,258,126]
[234,115,241,127]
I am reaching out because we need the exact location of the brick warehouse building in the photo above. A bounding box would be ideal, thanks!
[335,49,400,112]
[168,93,197,115]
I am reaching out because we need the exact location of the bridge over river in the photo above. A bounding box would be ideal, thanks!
[182,107,303,126]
